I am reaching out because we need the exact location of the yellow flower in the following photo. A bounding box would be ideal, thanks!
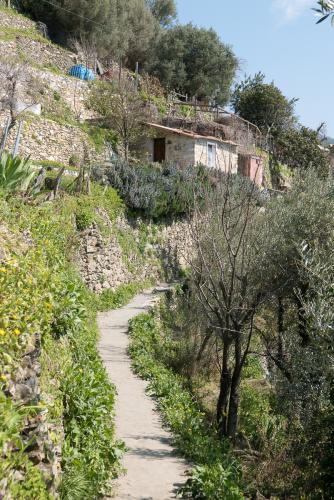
[0,329,5,337]
[11,314,18,320]
[14,328,21,336]
[45,302,53,310]
[0,374,7,382]
[0,268,6,273]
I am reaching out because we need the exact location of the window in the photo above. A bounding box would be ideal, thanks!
[207,143,216,168]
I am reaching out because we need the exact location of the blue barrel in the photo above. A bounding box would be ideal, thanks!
[68,64,95,81]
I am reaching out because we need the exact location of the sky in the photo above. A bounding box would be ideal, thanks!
[176,0,334,137]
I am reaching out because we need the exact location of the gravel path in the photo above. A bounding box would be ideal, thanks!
[98,288,188,500]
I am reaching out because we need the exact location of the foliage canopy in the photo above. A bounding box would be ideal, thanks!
[149,24,238,104]
[231,73,296,134]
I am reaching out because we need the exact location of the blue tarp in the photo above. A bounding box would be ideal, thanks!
[68,65,95,81]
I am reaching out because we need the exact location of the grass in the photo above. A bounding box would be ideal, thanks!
[128,311,243,499]
[96,280,153,312]
[0,25,51,45]
[79,123,118,153]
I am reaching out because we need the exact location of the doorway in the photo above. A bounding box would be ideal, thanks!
[153,138,166,163]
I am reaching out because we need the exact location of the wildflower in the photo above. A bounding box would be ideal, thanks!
[0,268,6,273]
[0,329,5,336]
[0,374,7,382]
[45,302,53,310]
[11,314,18,320]
[14,328,21,336]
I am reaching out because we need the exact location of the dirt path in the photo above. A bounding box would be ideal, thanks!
[98,288,188,500]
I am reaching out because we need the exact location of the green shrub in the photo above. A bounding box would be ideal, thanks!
[73,184,124,231]
[75,203,95,231]
[128,312,243,499]
[0,192,124,498]
[179,464,243,500]
[80,123,118,153]
[69,154,80,167]
[95,159,213,219]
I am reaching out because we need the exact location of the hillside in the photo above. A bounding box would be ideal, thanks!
[0,7,191,499]
[0,6,110,168]
[1,4,333,500]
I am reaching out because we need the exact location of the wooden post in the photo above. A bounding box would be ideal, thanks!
[13,120,23,158]
[0,116,10,156]
[135,61,139,91]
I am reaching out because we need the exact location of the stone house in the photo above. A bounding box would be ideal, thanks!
[139,123,239,173]
[139,123,263,186]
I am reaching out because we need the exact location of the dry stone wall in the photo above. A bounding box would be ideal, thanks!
[0,111,107,165]
[6,332,63,497]
[32,68,95,121]
[78,215,192,293]
[0,9,36,30]
[0,8,76,74]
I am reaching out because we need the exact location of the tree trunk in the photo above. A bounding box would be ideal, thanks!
[294,290,309,346]
[124,141,129,161]
[216,340,231,438]
[277,296,284,359]
[227,338,242,439]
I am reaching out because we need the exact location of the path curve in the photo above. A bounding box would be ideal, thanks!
[98,288,188,500]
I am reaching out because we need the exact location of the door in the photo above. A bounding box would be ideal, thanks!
[207,143,216,168]
[153,138,166,163]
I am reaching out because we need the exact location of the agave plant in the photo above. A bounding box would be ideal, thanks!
[0,152,36,192]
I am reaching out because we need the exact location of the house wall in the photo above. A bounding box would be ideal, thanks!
[139,132,239,172]
[238,154,263,186]
[139,133,196,166]
[249,156,263,186]
[194,138,239,173]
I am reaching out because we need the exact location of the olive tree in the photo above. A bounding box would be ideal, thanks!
[231,73,297,138]
[87,77,151,160]
[149,24,238,104]
[313,0,334,25]
[186,172,269,440]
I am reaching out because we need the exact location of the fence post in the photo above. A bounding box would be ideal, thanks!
[12,120,23,158]
[0,116,10,158]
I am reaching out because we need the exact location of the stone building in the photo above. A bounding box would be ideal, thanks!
[140,123,239,173]
[139,122,264,186]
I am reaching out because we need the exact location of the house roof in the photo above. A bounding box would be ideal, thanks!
[146,123,238,146]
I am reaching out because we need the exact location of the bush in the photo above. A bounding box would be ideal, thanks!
[75,202,95,231]
[128,312,243,499]
[74,183,124,231]
[94,159,213,219]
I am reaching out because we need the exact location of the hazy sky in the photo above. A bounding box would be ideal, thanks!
[176,0,334,136]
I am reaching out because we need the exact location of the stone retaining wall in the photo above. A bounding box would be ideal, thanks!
[0,112,107,165]
[78,214,192,293]
[0,9,36,30]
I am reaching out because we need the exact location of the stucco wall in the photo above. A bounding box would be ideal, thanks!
[194,138,238,173]
[238,154,263,187]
